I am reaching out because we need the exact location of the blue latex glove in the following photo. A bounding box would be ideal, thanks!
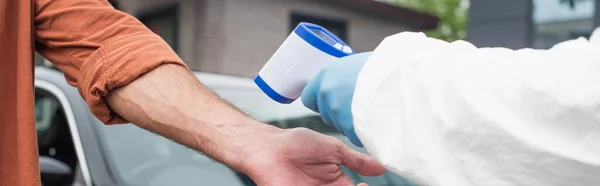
[301,52,372,147]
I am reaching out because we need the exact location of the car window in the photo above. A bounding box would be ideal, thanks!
[35,93,60,133]
[99,122,247,186]
[98,111,416,186]
[34,89,65,148]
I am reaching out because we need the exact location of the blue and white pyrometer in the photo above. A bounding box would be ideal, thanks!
[254,22,355,104]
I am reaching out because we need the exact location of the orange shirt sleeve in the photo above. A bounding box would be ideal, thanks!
[34,0,188,124]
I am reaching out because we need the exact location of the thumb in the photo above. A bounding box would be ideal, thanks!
[337,143,386,176]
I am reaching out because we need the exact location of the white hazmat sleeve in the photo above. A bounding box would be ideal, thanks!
[352,28,600,186]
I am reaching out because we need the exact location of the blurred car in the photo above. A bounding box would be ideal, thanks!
[34,67,415,186]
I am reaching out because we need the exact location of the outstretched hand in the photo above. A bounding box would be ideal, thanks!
[105,64,381,185]
[241,128,385,186]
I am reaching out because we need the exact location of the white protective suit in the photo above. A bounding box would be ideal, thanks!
[352,27,600,186]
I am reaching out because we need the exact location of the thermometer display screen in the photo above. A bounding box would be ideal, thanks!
[310,28,336,43]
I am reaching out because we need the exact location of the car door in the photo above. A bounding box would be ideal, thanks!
[35,82,91,186]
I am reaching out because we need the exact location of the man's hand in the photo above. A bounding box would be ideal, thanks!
[302,52,372,147]
[242,128,385,186]
[106,64,384,185]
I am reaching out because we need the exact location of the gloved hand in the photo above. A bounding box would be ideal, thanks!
[301,52,372,147]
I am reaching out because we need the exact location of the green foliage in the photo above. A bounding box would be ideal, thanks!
[387,0,468,41]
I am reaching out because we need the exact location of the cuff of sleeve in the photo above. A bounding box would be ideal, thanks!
[78,33,188,124]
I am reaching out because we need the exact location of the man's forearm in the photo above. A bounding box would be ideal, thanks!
[105,64,282,171]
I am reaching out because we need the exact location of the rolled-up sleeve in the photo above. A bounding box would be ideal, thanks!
[34,0,188,124]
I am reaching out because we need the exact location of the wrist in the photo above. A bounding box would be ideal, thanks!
[194,116,284,173]
[232,123,284,172]
[178,92,285,174]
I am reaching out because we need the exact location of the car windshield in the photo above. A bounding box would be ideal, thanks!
[97,75,415,186]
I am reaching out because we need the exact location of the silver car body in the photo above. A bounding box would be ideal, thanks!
[34,67,413,186]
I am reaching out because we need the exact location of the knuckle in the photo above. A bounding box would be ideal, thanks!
[328,136,345,146]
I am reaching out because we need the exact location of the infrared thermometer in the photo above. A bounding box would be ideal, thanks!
[254,22,355,104]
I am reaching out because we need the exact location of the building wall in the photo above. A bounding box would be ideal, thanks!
[220,0,411,77]
[533,18,594,48]
[597,1,600,26]
[468,0,600,50]
[118,0,412,77]
[467,0,533,49]
[117,0,202,70]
